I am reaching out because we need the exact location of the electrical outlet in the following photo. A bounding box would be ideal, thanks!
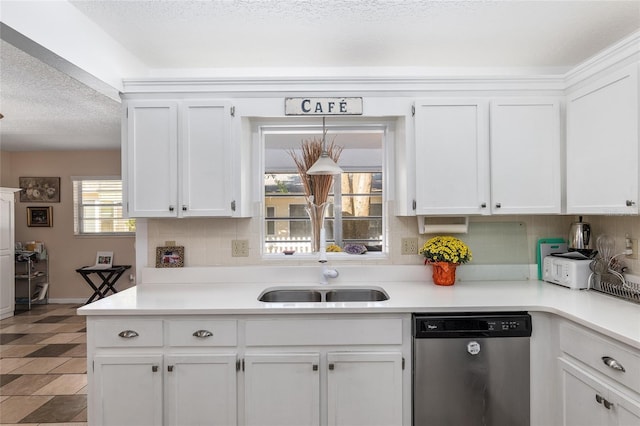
[627,239,638,260]
[232,240,249,257]
[401,238,419,255]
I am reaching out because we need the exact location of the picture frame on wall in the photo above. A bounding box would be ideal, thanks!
[155,246,185,268]
[27,206,53,227]
[19,177,61,202]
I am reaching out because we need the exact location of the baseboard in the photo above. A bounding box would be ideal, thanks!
[48,298,87,304]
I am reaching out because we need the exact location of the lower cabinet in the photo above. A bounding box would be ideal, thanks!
[93,353,238,426]
[243,351,403,426]
[87,315,410,426]
[559,358,640,426]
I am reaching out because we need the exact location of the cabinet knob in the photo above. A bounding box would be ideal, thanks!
[168,365,174,372]
[328,363,335,370]
[480,203,487,208]
[169,205,175,212]
[602,356,625,372]
[192,329,213,338]
[152,365,158,372]
[595,394,604,404]
[118,330,139,339]
[626,200,636,207]
[603,399,613,410]
[312,364,318,371]
[182,205,187,211]
[495,203,501,208]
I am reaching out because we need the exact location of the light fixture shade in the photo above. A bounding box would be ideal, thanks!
[306,152,343,175]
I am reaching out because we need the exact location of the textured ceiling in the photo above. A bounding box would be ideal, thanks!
[1,0,639,152]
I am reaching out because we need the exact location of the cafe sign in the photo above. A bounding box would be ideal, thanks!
[285,97,363,116]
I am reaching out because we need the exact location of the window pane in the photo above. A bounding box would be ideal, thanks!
[73,179,135,235]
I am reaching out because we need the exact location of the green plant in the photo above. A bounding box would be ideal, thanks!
[419,236,472,264]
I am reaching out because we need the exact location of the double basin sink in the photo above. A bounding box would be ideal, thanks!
[258,286,389,303]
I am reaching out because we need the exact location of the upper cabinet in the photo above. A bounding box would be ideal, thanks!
[123,99,238,218]
[566,64,639,214]
[489,99,561,214]
[414,99,490,215]
[414,97,561,216]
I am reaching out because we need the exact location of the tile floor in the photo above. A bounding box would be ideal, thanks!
[0,304,87,426]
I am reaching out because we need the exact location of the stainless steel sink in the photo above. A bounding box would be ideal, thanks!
[258,288,322,303]
[325,288,389,302]
[258,286,389,303]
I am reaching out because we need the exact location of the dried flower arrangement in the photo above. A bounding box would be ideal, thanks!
[288,136,343,205]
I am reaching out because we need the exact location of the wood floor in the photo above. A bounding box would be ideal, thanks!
[0,304,87,425]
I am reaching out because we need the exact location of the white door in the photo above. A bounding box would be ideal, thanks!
[244,353,320,426]
[125,100,178,217]
[0,190,15,319]
[165,354,238,426]
[180,101,233,216]
[490,99,561,214]
[414,99,490,215]
[93,355,163,426]
[327,352,403,426]
[560,360,610,426]
[566,64,639,214]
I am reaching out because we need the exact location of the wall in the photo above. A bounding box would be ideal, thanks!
[1,150,135,302]
[145,210,640,275]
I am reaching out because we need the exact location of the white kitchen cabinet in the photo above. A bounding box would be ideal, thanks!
[0,188,19,320]
[566,63,639,214]
[414,99,490,215]
[124,99,236,218]
[413,98,561,216]
[327,352,403,426]
[559,358,640,426]
[489,99,561,214]
[244,353,320,426]
[93,354,164,426]
[165,354,238,426]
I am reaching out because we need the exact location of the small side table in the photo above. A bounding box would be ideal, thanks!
[76,265,132,304]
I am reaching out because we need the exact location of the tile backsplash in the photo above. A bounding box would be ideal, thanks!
[144,210,640,275]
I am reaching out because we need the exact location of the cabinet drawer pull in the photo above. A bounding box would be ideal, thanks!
[603,399,613,410]
[192,329,213,338]
[602,356,625,372]
[118,330,139,339]
[595,394,604,404]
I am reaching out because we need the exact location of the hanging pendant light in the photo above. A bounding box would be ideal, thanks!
[306,117,343,175]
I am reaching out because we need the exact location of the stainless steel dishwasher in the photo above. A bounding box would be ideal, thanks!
[412,312,532,426]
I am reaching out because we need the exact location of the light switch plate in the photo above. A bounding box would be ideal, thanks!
[232,240,249,257]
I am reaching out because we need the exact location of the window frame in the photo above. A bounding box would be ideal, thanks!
[72,176,135,237]
[258,118,392,258]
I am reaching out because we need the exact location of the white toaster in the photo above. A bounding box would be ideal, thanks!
[542,256,592,289]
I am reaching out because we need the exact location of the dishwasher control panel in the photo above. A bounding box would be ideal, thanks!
[413,312,532,338]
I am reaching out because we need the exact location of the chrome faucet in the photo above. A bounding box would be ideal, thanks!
[318,227,338,284]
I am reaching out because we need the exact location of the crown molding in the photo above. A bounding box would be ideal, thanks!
[564,30,640,91]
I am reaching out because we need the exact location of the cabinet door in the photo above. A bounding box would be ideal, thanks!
[93,355,163,426]
[180,101,233,216]
[566,64,639,214]
[560,359,611,426]
[125,100,178,217]
[165,354,237,426]
[612,387,640,426]
[490,99,561,214]
[414,99,490,215]
[244,353,320,426]
[327,352,403,426]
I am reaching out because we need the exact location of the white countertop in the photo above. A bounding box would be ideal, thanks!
[77,277,640,349]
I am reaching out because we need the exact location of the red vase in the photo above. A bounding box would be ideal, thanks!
[431,262,457,286]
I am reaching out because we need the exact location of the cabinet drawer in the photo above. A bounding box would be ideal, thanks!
[246,318,402,346]
[167,319,237,347]
[94,319,163,347]
[560,323,640,393]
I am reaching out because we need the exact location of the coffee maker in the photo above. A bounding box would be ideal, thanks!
[568,216,591,253]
